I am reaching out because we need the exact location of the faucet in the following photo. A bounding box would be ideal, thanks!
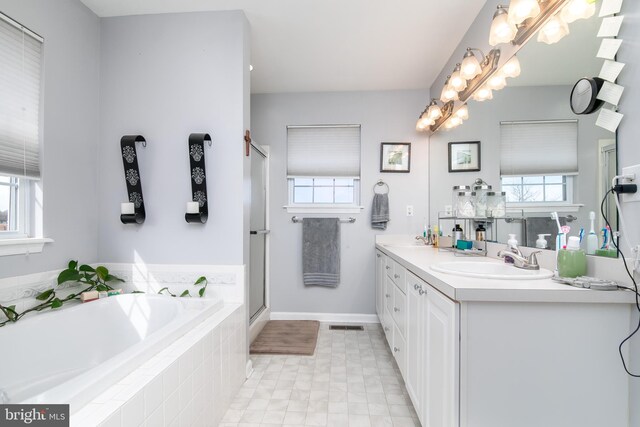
[497,246,541,270]
[415,235,430,245]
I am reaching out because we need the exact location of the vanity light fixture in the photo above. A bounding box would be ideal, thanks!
[537,13,570,44]
[429,101,455,133]
[487,73,508,91]
[511,0,570,46]
[460,49,484,80]
[440,76,459,102]
[450,64,468,92]
[489,5,517,46]
[426,99,443,121]
[561,0,595,23]
[507,0,541,26]
[472,85,494,102]
[416,108,430,131]
[501,55,521,78]
[458,48,501,102]
[455,104,469,120]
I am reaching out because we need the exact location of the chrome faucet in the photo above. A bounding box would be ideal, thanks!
[497,247,541,270]
[415,235,430,245]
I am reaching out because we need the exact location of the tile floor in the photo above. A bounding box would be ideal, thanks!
[220,323,419,427]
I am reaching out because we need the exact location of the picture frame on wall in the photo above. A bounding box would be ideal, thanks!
[380,142,411,173]
[448,141,481,173]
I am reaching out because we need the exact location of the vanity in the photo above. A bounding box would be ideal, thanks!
[375,236,635,427]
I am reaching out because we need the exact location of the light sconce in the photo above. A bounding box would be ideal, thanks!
[511,0,570,46]
[426,99,443,121]
[450,64,468,92]
[489,5,517,46]
[455,104,469,120]
[472,85,494,102]
[507,0,541,26]
[537,13,570,44]
[501,55,521,78]
[561,0,595,23]
[487,73,507,91]
[460,49,484,80]
[458,48,501,102]
[429,101,455,133]
[440,76,459,102]
[415,108,430,131]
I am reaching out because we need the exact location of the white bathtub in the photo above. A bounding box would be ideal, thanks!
[0,294,222,412]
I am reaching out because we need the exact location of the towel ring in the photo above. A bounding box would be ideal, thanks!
[374,180,389,194]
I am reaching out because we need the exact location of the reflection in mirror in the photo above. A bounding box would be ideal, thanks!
[429,10,618,255]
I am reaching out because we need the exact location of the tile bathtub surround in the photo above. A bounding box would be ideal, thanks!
[221,323,419,427]
[71,304,247,427]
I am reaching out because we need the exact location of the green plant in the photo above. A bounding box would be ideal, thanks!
[158,276,208,298]
[0,260,123,327]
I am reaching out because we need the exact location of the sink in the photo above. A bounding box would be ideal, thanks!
[430,261,554,280]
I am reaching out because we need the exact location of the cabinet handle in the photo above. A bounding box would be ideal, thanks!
[413,284,419,290]
[385,266,391,270]
[385,294,390,298]
[394,274,400,279]
[393,347,399,353]
[376,254,381,258]
[384,326,390,332]
[419,289,426,296]
[394,307,400,312]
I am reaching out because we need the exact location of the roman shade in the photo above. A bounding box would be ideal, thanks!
[287,125,361,178]
[500,120,578,176]
[0,13,43,180]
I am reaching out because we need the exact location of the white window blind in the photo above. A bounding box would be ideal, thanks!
[287,125,361,178]
[500,120,578,177]
[0,13,43,180]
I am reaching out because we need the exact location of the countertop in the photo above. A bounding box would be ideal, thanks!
[376,240,637,304]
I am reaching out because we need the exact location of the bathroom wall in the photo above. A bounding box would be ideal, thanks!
[0,0,100,278]
[429,84,611,239]
[251,90,429,316]
[97,11,250,266]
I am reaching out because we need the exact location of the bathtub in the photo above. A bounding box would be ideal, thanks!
[0,293,222,412]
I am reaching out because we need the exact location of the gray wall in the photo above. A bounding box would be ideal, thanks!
[97,11,250,266]
[251,90,429,315]
[429,85,612,243]
[0,0,100,278]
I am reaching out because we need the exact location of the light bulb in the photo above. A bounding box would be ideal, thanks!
[420,114,434,128]
[473,86,493,102]
[489,7,517,46]
[461,52,482,80]
[416,120,426,131]
[562,0,596,23]
[537,14,569,45]
[456,105,469,120]
[441,84,459,102]
[507,0,541,25]
[488,73,507,90]
[450,69,467,92]
[502,56,521,78]
[450,116,463,127]
[427,102,442,121]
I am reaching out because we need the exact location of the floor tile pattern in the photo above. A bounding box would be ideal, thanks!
[220,323,419,427]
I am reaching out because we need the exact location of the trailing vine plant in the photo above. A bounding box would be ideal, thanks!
[0,261,209,327]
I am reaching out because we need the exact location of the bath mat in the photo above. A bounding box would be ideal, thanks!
[250,320,320,356]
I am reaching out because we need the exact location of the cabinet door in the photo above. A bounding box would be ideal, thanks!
[385,275,394,316]
[393,322,406,377]
[375,251,385,320]
[406,273,425,421]
[423,286,459,427]
[393,285,407,338]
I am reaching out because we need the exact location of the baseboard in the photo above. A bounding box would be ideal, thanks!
[270,311,380,324]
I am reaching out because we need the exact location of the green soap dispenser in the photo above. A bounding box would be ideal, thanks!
[557,236,587,278]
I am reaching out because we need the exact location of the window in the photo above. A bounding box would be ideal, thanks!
[0,13,43,242]
[286,125,361,212]
[500,120,578,209]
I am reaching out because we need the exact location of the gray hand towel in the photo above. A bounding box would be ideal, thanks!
[371,193,389,230]
[303,218,340,287]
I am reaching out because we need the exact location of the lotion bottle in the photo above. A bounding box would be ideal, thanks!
[586,211,598,255]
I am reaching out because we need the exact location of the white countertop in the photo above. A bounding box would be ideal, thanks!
[376,240,637,304]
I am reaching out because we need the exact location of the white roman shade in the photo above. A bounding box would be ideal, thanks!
[287,125,361,178]
[500,120,578,176]
[0,13,43,180]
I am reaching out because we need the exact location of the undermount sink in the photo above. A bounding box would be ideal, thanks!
[431,261,554,280]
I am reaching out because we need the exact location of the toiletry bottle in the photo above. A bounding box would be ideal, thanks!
[536,234,551,249]
[475,224,486,241]
[507,234,518,249]
[586,211,598,255]
[557,236,587,278]
[453,224,463,248]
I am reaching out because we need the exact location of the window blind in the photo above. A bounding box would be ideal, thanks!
[0,13,43,180]
[500,120,578,177]
[287,125,361,178]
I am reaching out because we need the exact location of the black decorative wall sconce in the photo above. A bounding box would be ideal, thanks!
[185,133,212,224]
[120,135,147,224]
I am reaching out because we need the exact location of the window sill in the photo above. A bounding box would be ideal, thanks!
[283,205,364,214]
[0,237,54,257]
[507,203,584,214]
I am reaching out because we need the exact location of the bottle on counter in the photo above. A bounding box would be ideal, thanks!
[453,224,463,248]
[475,224,486,241]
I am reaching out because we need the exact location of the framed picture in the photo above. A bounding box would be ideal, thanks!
[448,141,481,173]
[380,142,411,173]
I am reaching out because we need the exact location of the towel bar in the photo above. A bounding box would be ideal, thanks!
[292,216,356,223]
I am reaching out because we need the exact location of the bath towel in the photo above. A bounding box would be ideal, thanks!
[302,218,340,287]
[371,193,390,230]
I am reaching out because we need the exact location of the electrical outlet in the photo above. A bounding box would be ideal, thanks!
[622,165,640,203]
[406,205,414,216]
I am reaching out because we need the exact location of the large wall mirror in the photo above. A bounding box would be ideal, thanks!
[429,9,618,255]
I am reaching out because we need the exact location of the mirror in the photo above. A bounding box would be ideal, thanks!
[429,11,618,254]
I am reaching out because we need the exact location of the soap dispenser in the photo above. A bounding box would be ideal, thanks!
[507,234,518,249]
[557,236,587,278]
[536,234,551,249]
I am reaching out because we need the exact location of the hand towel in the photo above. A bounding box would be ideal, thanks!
[302,218,340,287]
[371,193,390,230]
